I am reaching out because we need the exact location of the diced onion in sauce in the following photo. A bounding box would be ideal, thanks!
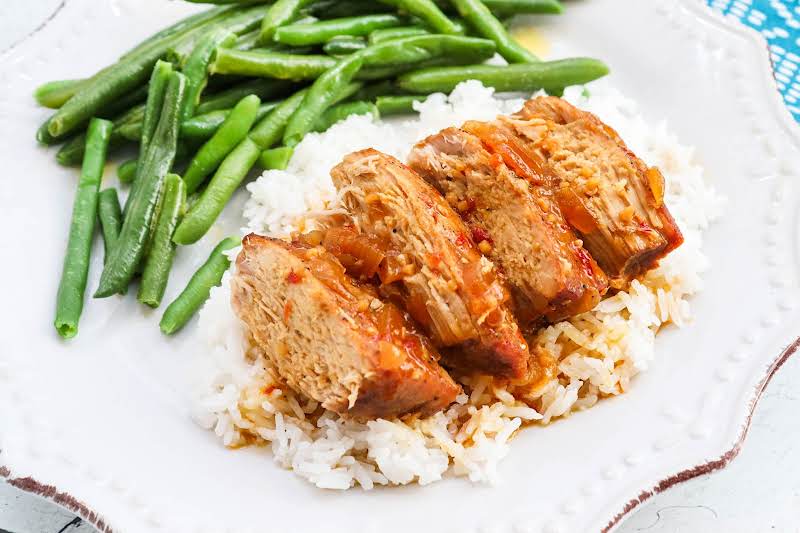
[646,167,665,208]
[556,187,598,234]
[322,226,386,279]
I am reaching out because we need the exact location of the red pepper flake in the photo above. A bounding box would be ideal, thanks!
[261,385,276,395]
[283,301,293,322]
[455,232,469,247]
[402,336,422,358]
[286,270,303,284]
[471,227,493,245]
[637,221,653,234]
[574,246,595,279]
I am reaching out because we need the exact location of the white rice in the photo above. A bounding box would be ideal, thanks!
[192,81,724,489]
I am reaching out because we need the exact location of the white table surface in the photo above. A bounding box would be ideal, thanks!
[2,2,798,532]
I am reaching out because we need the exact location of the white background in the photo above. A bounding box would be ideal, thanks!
[1,1,798,531]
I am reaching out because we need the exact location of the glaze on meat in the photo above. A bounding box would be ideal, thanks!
[231,234,460,419]
[329,149,533,380]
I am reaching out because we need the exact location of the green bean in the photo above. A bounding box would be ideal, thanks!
[312,101,377,132]
[328,80,364,103]
[433,0,561,15]
[368,26,428,44]
[247,89,309,149]
[451,0,536,63]
[173,138,261,245]
[125,140,195,216]
[97,188,123,260]
[396,58,609,93]
[307,0,394,18]
[54,118,113,339]
[181,29,238,122]
[141,60,174,154]
[138,174,187,308]
[363,34,495,66]
[236,29,317,53]
[323,36,367,56]
[480,0,562,15]
[182,100,279,142]
[234,29,262,51]
[212,49,337,79]
[259,146,294,170]
[57,131,125,166]
[283,54,363,147]
[160,236,241,334]
[375,94,425,115]
[118,159,138,184]
[36,120,62,146]
[292,15,321,25]
[184,94,261,194]
[379,0,461,35]
[246,81,359,149]
[34,79,88,109]
[357,34,496,78]
[184,0,271,4]
[95,72,187,298]
[196,79,295,114]
[275,15,404,46]
[258,0,316,44]
[46,5,269,139]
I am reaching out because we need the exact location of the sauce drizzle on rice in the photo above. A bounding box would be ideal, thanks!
[194,81,724,490]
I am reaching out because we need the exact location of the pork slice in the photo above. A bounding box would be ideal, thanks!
[330,148,531,380]
[508,96,683,287]
[230,234,460,419]
[408,126,607,325]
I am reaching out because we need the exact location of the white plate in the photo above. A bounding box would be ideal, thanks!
[1,1,799,532]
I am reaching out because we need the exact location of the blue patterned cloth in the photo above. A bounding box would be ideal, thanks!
[706,0,800,122]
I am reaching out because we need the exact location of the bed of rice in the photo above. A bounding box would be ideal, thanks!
[191,81,724,490]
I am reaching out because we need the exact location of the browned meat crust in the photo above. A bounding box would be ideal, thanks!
[329,148,533,380]
[231,234,460,419]
[409,125,608,326]
[507,97,683,287]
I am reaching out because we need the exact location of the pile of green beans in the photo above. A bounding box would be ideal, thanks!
[45,4,271,140]
[36,0,613,338]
